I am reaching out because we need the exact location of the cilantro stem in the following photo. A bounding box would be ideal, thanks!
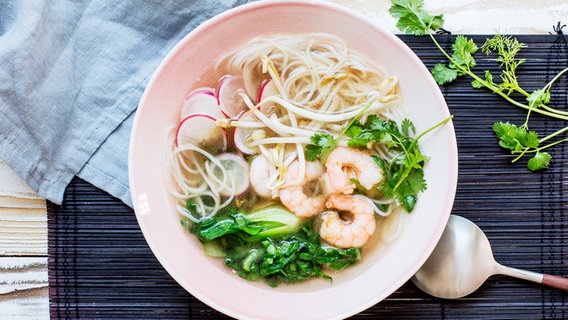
[502,95,568,120]
[543,66,568,93]
[391,162,410,193]
[513,67,568,117]
[319,100,374,163]
[390,0,568,170]
[522,99,538,129]
[410,115,454,149]
[539,125,568,144]
[420,7,558,121]
[512,136,568,163]
[508,126,568,163]
[515,87,531,97]
[539,67,568,116]
[392,115,453,193]
[538,137,568,152]
[511,150,527,163]
[541,104,568,117]
[426,33,568,121]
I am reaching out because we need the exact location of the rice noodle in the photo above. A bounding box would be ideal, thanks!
[379,208,407,244]
[167,33,409,242]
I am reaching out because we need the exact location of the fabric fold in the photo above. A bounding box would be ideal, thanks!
[0,0,254,206]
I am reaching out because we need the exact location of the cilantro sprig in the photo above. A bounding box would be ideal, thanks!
[348,116,424,211]
[347,115,451,211]
[389,0,568,171]
[493,121,568,171]
[306,114,452,212]
[431,36,478,85]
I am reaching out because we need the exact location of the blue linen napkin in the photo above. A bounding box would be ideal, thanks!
[0,0,254,207]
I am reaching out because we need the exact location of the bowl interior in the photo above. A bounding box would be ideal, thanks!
[129,1,458,319]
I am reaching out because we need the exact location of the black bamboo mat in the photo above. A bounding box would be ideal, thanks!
[48,35,568,319]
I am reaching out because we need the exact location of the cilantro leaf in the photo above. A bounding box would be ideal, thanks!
[472,70,494,88]
[401,118,416,136]
[432,63,459,85]
[345,121,374,147]
[493,121,539,152]
[451,35,478,70]
[394,167,426,211]
[389,0,444,36]
[305,101,375,162]
[527,88,551,107]
[528,152,551,171]
[305,133,335,161]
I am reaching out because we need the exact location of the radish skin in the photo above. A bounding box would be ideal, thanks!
[257,79,279,114]
[217,75,248,118]
[176,113,228,153]
[257,79,278,102]
[180,87,224,119]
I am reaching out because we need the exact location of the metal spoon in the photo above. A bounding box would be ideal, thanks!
[412,215,568,299]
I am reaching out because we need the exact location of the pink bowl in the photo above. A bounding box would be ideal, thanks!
[129,1,458,319]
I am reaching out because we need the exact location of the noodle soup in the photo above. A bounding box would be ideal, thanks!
[131,2,458,318]
[166,33,437,287]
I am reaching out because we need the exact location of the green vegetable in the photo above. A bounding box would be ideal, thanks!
[195,205,302,242]
[389,0,444,36]
[186,206,361,287]
[492,121,556,171]
[431,35,479,85]
[245,206,304,241]
[202,240,226,257]
[527,151,552,172]
[477,35,526,95]
[305,133,336,162]
[346,115,451,211]
[389,0,568,171]
[225,223,361,287]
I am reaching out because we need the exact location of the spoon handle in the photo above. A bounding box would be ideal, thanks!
[497,264,568,292]
[496,264,543,284]
[542,273,568,292]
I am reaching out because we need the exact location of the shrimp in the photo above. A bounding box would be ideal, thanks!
[325,146,382,195]
[249,154,277,198]
[320,194,376,248]
[279,160,327,218]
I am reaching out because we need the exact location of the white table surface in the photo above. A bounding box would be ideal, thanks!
[1,0,567,319]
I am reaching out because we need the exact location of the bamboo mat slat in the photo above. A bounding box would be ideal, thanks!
[48,35,568,319]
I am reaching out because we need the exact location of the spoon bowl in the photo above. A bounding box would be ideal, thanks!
[412,215,568,299]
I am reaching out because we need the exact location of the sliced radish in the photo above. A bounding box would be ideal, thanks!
[213,153,250,196]
[257,79,278,102]
[176,113,228,153]
[180,87,224,119]
[256,79,279,114]
[216,74,248,118]
[233,111,258,155]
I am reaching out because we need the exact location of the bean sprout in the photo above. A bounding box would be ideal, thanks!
[167,33,409,241]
